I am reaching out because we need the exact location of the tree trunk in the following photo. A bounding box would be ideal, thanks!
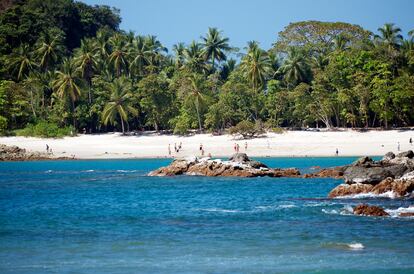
[71,100,76,128]
[195,101,202,132]
[121,117,125,134]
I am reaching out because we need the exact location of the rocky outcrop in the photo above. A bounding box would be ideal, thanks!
[328,183,373,198]
[327,151,414,198]
[353,204,389,217]
[0,144,72,161]
[303,166,345,179]
[149,153,300,178]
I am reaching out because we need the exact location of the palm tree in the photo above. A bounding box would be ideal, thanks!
[74,38,98,104]
[409,29,414,39]
[187,74,206,131]
[172,42,186,68]
[35,28,65,71]
[143,35,167,74]
[53,58,83,127]
[101,77,138,134]
[333,34,349,51]
[201,27,231,71]
[375,23,403,51]
[184,41,208,74]
[108,34,130,77]
[129,35,150,78]
[240,43,271,92]
[278,47,311,87]
[9,44,36,81]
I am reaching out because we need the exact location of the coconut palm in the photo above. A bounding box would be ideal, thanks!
[74,38,98,104]
[108,34,130,77]
[8,44,36,81]
[187,74,206,131]
[201,27,231,71]
[278,47,311,87]
[184,41,208,74]
[53,58,83,127]
[333,34,349,51]
[35,28,65,71]
[101,77,138,134]
[172,42,186,68]
[375,23,403,50]
[240,43,271,92]
[129,35,150,78]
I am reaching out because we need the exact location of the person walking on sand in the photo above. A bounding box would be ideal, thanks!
[236,143,240,153]
[174,143,177,153]
[199,143,203,153]
[179,142,182,150]
[245,142,248,151]
[233,143,237,152]
[398,142,400,152]
[410,138,413,146]
[168,144,171,156]
[46,144,49,153]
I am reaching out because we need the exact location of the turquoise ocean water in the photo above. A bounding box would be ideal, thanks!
[0,157,413,273]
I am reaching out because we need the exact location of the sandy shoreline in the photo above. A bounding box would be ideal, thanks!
[1,129,413,159]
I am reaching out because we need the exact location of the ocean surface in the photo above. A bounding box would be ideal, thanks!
[0,157,413,274]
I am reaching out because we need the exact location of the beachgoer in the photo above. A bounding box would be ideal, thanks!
[335,148,338,156]
[201,149,205,156]
[179,142,182,150]
[208,153,212,158]
[174,143,177,153]
[199,143,203,152]
[168,144,171,156]
[245,142,248,151]
[410,138,413,146]
[234,143,237,152]
[236,143,240,153]
[398,142,400,151]
[46,144,49,153]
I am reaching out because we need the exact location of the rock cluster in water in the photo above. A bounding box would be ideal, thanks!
[0,144,71,161]
[327,151,414,198]
[148,153,300,178]
[353,204,390,217]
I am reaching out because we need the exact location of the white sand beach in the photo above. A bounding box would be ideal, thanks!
[1,129,413,159]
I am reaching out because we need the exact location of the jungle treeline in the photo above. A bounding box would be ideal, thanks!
[1,0,414,136]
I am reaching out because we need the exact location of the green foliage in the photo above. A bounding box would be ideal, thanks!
[0,1,414,135]
[15,121,75,138]
[0,116,7,135]
[229,120,265,139]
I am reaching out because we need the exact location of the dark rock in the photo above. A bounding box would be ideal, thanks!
[353,204,389,217]
[399,212,414,217]
[396,150,414,159]
[343,166,392,184]
[352,156,374,167]
[383,164,408,179]
[0,144,71,161]
[249,160,268,169]
[228,153,250,163]
[382,151,395,161]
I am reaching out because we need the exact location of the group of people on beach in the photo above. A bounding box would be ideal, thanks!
[168,142,183,155]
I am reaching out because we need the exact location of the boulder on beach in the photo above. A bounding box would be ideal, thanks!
[148,153,300,178]
[0,144,71,161]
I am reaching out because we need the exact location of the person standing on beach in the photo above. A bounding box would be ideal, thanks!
[245,142,248,151]
[410,138,413,146]
[335,148,338,156]
[46,144,49,153]
[174,143,177,153]
[179,142,182,150]
[168,144,171,156]
[398,142,400,151]
[199,143,203,153]
[236,144,240,153]
[234,143,237,152]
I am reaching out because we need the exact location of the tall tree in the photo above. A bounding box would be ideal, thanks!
[101,77,138,134]
[278,47,311,87]
[35,28,65,72]
[240,43,271,92]
[74,38,98,104]
[375,23,403,51]
[201,27,231,71]
[108,34,129,77]
[52,58,83,127]
[8,44,36,81]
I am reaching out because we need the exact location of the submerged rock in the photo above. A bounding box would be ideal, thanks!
[303,166,345,179]
[148,154,300,178]
[353,204,389,217]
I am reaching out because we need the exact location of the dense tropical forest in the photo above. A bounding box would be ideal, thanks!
[0,0,413,137]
